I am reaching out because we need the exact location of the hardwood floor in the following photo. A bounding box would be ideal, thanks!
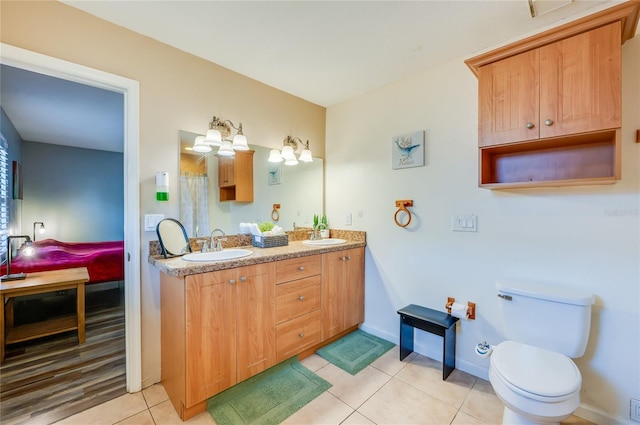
[1,285,126,425]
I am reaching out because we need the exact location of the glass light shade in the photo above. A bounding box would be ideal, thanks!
[216,140,235,157]
[193,136,212,153]
[22,242,36,257]
[281,145,295,160]
[284,156,299,166]
[232,134,249,150]
[268,149,283,163]
[299,149,313,162]
[205,129,223,146]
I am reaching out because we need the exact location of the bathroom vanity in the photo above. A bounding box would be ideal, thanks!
[150,233,365,420]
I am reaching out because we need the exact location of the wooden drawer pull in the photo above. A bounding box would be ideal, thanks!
[298,333,304,338]
[298,295,304,301]
[298,266,304,271]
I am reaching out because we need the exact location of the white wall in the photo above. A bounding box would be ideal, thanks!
[325,33,640,422]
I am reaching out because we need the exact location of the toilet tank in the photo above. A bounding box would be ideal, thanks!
[496,281,595,358]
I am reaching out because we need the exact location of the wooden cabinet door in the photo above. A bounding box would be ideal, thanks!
[217,156,235,187]
[233,151,254,202]
[343,248,365,329]
[321,250,346,339]
[235,263,276,383]
[185,270,237,405]
[539,22,621,139]
[478,49,539,146]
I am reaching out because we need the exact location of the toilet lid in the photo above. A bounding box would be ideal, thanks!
[491,341,581,398]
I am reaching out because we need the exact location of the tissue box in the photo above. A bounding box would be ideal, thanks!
[251,234,288,248]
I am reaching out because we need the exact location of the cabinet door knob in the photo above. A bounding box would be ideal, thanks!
[298,295,304,301]
[544,119,554,126]
[298,333,304,338]
[526,122,534,129]
[239,276,247,282]
[229,279,236,285]
[298,266,304,271]
[340,256,346,261]
[346,256,351,261]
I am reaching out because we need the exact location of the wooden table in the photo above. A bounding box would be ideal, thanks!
[1,267,90,363]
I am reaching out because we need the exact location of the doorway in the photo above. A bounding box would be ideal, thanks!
[0,43,142,392]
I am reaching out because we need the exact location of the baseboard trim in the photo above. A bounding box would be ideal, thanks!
[575,403,635,425]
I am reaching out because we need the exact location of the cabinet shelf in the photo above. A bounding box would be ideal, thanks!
[479,129,620,188]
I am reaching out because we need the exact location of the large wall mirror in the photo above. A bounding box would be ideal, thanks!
[179,130,323,238]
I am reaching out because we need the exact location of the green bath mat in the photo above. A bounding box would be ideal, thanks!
[317,329,395,375]
[206,357,331,425]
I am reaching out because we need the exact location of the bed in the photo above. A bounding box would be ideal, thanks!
[2,239,124,284]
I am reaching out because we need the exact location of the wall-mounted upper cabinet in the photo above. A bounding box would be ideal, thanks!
[466,2,639,189]
[217,150,254,202]
[478,23,620,147]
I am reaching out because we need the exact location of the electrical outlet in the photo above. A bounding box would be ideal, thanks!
[631,398,640,422]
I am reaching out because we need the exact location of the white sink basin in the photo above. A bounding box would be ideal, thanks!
[182,249,253,262]
[302,238,347,246]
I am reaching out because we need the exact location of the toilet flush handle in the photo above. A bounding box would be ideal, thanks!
[497,294,512,301]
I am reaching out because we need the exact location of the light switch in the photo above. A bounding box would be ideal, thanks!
[144,214,164,232]
[345,213,352,226]
[451,214,477,232]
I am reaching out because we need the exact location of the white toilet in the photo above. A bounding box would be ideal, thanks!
[489,280,595,425]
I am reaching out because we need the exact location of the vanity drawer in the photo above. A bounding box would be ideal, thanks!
[276,276,321,324]
[276,255,321,284]
[276,310,322,361]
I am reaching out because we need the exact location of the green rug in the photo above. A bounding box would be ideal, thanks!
[206,357,331,425]
[317,329,395,375]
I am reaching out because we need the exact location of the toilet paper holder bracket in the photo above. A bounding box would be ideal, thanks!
[445,297,476,320]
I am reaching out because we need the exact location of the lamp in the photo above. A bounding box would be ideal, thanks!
[192,135,211,153]
[268,136,313,166]
[202,116,250,155]
[1,235,36,281]
[33,222,45,241]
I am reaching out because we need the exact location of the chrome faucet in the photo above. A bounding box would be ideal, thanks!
[210,228,226,252]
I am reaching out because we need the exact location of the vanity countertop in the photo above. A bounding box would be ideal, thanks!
[149,238,366,278]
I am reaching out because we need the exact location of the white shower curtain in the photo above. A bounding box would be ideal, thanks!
[180,173,210,238]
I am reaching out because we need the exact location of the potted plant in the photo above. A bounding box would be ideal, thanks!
[319,214,330,239]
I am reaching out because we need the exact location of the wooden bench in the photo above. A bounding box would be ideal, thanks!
[397,304,459,380]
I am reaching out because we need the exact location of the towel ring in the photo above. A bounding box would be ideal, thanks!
[394,200,413,228]
[271,204,281,222]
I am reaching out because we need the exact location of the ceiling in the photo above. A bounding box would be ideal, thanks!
[1,64,124,153]
[2,0,618,152]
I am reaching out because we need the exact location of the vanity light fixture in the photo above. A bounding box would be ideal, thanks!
[1,235,36,281]
[268,136,313,166]
[192,135,211,153]
[33,222,45,241]
[202,116,250,155]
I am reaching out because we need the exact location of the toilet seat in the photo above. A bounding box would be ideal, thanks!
[491,341,581,402]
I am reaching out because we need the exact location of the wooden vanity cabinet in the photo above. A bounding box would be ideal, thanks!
[466,1,640,189]
[217,150,254,202]
[322,247,365,339]
[160,246,365,421]
[161,262,276,420]
[275,255,323,361]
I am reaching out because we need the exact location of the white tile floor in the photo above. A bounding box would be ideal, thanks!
[53,347,592,425]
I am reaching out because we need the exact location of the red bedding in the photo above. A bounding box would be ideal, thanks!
[2,239,124,284]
